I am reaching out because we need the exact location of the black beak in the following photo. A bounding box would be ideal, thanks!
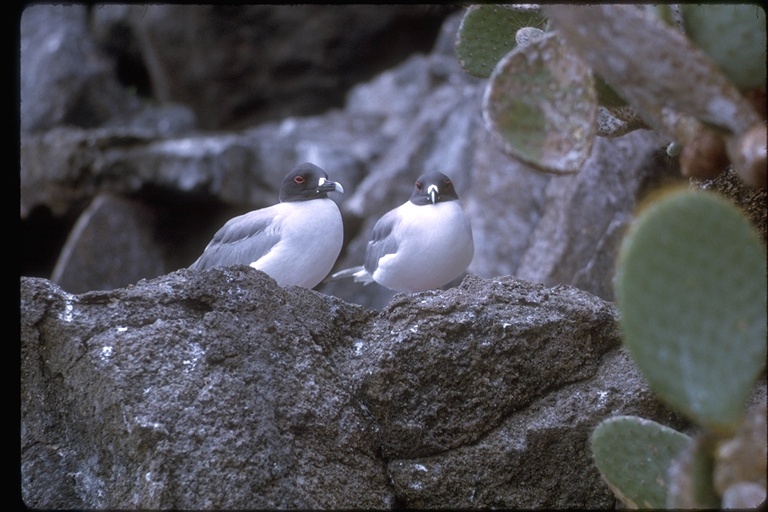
[316,177,344,194]
[427,184,438,205]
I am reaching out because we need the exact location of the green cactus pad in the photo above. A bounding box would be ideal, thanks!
[483,32,597,174]
[455,5,547,78]
[615,189,767,432]
[682,4,767,90]
[591,415,692,509]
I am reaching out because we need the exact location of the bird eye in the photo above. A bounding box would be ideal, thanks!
[415,181,423,191]
[294,175,306,185]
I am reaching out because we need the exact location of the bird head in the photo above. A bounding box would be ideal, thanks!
[410,172,460,206]
[280,163,344,202]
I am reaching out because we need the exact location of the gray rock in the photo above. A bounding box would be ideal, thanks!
[20,5,138,133]
[50,193,167,294]
[462,128,552,279]
[90,5,456,130]
[21,268,393,509]
[21,268,685,509]
[387,348,683,509]
[516,129,683,301]
[348,274,640,459]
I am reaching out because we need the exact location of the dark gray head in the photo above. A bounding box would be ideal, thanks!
[279,163,344,203]
[409,172,460,206]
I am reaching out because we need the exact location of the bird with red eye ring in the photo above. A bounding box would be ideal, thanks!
[331,171,473,292]
[190,162,344,289]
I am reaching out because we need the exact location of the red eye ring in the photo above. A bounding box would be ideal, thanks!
[294,175,306,184]
[415,181,423,191]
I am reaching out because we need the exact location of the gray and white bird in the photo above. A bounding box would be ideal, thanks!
[331,171,473,292]
[190,162,344,289]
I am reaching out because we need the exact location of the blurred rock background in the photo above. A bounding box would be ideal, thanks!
[19,4,761,310]
[20,5,455,305]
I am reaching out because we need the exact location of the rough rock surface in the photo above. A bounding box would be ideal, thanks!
[351,276,622,458]
[21,268,391,509]
[21,268,686,509]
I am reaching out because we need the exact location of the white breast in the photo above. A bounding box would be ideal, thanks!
[372,200,474,292]
[252,199,343,289]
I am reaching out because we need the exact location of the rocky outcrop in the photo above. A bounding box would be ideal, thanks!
[21,268,685,509]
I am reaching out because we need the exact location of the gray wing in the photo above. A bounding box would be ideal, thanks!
[190,209,281,269]
[363,209,400,275]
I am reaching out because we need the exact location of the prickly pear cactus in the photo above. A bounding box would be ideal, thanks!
[614,189,767,432]
[483,31,596,174]
[591,416,692,509]
[545,4,761,136]
[455,4,765,187]
[682,4,767,91]
[455,4,547,78]
[594,188,766,508]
